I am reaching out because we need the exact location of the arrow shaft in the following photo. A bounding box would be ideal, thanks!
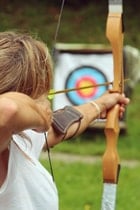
[48,79,129,96]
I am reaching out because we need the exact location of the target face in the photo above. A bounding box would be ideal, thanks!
[65,66,108,105]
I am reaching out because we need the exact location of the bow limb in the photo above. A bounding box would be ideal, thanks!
[101,0,124,209]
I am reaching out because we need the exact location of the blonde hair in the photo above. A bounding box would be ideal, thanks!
[0,31,53,98]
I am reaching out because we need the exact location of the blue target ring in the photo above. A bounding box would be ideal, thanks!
[65,66,108,105]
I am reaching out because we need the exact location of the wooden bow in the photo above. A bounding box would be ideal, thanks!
[101,0,124,209]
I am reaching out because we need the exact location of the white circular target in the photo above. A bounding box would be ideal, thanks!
[65,66,108,105]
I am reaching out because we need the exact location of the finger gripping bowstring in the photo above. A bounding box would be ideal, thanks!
[101,0,124,210]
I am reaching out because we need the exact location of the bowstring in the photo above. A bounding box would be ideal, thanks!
[45,0,66,182]
[44,132,55,182]
[51,0,66,57]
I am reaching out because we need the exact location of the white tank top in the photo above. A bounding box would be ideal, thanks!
[0,130,58,210]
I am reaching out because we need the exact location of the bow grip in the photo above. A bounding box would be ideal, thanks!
[102,104,121,184]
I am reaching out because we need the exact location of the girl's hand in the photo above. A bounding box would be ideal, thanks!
[94,92,130,119]
[34,96,53,132]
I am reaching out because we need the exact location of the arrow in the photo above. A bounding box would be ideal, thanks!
[48,79,129,100]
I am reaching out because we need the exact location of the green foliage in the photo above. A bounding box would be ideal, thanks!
[0,1,139,47]
[41,159,140,210]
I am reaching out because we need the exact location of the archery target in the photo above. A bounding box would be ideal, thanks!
[65,66,108,105]
[53,46,113,111]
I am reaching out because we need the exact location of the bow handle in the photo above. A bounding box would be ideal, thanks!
[103,104,120,183]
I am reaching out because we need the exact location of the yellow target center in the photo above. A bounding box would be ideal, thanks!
[78,80,95,96]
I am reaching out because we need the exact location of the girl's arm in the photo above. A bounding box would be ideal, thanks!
[0,92,52,152]
[47,92,130,147]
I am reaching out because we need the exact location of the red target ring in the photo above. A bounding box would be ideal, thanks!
[76,76,97,98]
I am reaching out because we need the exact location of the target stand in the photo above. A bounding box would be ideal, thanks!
[53,43,126,130]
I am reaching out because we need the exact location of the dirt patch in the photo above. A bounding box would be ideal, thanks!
[41,152,140,168]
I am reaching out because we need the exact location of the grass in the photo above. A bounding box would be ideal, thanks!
[41,159,140,210]
[0,1,140,47]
